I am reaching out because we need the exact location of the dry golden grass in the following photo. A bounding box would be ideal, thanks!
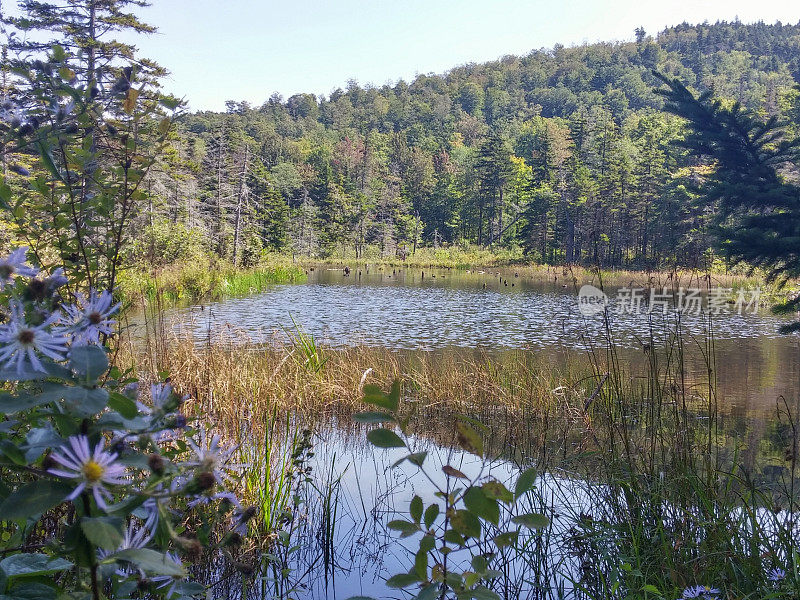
[116,328,593,440]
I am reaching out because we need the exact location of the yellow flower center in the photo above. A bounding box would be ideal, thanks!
[82,460,105,482]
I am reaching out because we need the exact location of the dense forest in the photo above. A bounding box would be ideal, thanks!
[6,17,800,270]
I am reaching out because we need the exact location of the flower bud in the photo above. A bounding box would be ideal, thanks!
[233,561,254,576]
[41,452,56,471]
[167,413,187,429]
[176,537,203,561]
[147,453,165,475]
[24,278,48,301]
[239,506,257,524]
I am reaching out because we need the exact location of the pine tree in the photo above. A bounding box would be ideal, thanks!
[475,131,513,246]
[656,72,800,329]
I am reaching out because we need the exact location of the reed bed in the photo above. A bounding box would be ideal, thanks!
[119,259,306,306]
[117,335,591,438]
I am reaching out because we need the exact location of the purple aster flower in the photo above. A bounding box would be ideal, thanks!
[187,490,242,510]
[768,567,786,582]
[0,301,67,374]
[681,586,720,599]
[48,435,128,511]
[151,552,183,595]
[44,267,68,290]
[0,247,39,288]
[98,521,151,563]
[63,289,120,344]
[137,383,172,415]
[186,429,243,485]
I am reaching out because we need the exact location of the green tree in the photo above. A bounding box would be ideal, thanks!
[657,72,800,328]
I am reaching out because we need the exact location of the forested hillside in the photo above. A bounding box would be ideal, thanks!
[134,21,800,268]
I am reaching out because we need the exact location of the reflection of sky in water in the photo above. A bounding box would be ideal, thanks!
[269,426,798,600]
[284,428,595,600]
[156,272,793,351]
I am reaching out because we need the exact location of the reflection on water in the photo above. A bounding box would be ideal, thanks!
[211,419,796,600]
[149,267,800,413]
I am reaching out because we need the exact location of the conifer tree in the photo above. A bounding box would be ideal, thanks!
[656,72,800,329]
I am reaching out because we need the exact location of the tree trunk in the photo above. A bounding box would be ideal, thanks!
[232,145,249,266]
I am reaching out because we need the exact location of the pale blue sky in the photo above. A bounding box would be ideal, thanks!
[78,0,800,110]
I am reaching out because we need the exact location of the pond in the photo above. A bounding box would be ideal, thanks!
[151,267,800,599]
[156,266,800,414]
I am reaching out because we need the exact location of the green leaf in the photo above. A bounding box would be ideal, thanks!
[642,584,662,594]
[443,528,466,546]
[60,386,109,416]
[0,367,48,382]
[353,411,394,423]
[387,520,420,538]
[471,586,502,600]
[481,480,514,504]
[0,554,72,580]
[0,440,26,465]
[0,179,11,206]
[511,513,550,530]
[367,428,405,449]
[415,584,439,600]
[514,468,538,500]
[69,345,109,381]
[0,581,60,600]
[442,465,468,479]
[424,504,439,529]
[159,96,183,110]
[110,548,184,576]
[362,384,399,412]
[80,517,124,550]
[407,451,427,467]
[0,481,72,519]
[419,534,435,554]
[455,422,483,457]
[108,392,138,419]
[410,495,423,523]
[465,571,480,589]
[471,554,488,573]
[414,548,428,579]
[493,531,519,548]
[36,141,63,182]
[464,487,500,525]
[450,509,481,538]
[386,572,421,589]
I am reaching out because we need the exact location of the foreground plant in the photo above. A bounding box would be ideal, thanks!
[0,248,253,599]
[350,380,549,600]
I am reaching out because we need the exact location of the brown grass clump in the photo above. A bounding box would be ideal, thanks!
[116,327,592,441]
